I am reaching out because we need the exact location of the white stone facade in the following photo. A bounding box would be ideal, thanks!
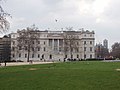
[11,30,95,62]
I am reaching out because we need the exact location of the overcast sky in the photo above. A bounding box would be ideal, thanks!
[2,0,120,48]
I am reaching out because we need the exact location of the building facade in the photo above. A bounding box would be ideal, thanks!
[103,39,108,49]
[95,39,109,59]
[11,29,95,62]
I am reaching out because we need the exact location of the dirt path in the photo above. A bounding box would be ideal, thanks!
[0,62,53,67]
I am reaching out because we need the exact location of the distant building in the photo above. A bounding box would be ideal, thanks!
[95,39,109,59]
[0,35,11,62]
[10,29,95,62]
[95,43,104,58]
[103,39,108,49]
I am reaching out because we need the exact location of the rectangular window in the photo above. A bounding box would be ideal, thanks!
[38,47,40,51]
[25,54,27,58]
[25,46,27,50]
[84,47,86,51]
[12,47,15,51]
[32,54,34,58]
[38,41,40,44]
[76,48,79,52]
[90,41,92,44]
[44,41,45,45]
[90,47,92,52]
[44,47,46,51]
[19,53,21,57]
[32,47,34,51]
[71,55,73,58]
[65,55,67,58]
[84,54,86,59]
[38,54,40,58]
[19,46,22,50]
[59,47,62,52]
[33,41,34,44]
[90,54,92,58]
[13,54,14,58]
[84,41,86,45]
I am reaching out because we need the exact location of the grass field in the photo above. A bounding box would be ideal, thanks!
[0,61,120,90]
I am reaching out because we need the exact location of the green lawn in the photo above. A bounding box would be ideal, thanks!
[0,61,120,90]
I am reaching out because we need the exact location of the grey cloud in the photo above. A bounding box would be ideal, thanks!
[4,0,120,47]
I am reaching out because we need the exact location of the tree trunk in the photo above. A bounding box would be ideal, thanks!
[27,50,30,62]
[27,46,30,62]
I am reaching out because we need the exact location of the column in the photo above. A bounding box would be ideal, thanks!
[58,39,59,52]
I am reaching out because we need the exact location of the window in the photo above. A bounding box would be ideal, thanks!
[84,54,86,59]
[84,47,86,51]
[84,41,86,45]
[90,54,92,58]
[12,47,15,51]
[13,35,15,37]
[32,47,34,51]
[77,54,79,58]
[76,48,79,52]
[32,54,34,58]
[38,47,40,51]
[59,47,62,52]
[50,55,52,59]
[90,34,92,37]
[90,47,92,52]
[38,41,40,44]
[65,55,67,58]
[19,53,21,57]
[90,41,92,44]
[84,34,86,37]
[38,54,40,58]
[44,47,46,51]
[13,54,14,58]
[71,48,73,52]
[71,55,73,58]
[33,41,34,44]
[44,41,45,45]
[25,54,27,58]
[25,46,27,50]
[19,46,22,50]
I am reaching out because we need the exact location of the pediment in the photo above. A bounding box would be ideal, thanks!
[47,34,63,37]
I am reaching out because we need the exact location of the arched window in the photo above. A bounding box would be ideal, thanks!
[50,54,52,59]
[42,54,44,59]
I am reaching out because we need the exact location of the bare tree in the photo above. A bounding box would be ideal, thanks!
[111,42,120,59]
[95,45,109,59]
[0,0,10,33]
[17,25,40,62]
[63,27,79,59]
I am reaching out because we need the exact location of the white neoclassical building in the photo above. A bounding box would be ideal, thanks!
[10,29,95,62]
